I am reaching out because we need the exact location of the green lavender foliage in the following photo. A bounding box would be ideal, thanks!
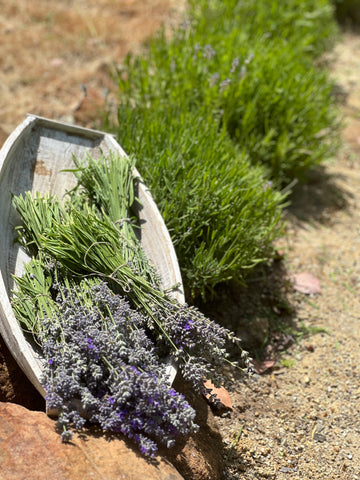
[12,192,67,257]
[11,255,54,334]
[36,208,169,319]
[191,0,338,59]
[104,0,340,298]
[116,106,285,298]
[66,152,161,288]
[114,0,340,184]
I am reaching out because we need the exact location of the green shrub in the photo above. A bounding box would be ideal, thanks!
[116,0,340,184]
[115,105,285,299]
[219,40,340,183]
[104,0,340,298]
[191,0,338,59]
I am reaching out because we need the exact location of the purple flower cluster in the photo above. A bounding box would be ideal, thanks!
[40,280,197,456]
[151,301,253,394]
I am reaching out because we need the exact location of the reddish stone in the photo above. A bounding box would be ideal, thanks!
[292,272,321,295]
[0,402,184,480]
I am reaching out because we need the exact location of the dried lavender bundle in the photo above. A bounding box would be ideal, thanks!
[35,207,251,391]
[12,260,197,455]
[43,279,198,454]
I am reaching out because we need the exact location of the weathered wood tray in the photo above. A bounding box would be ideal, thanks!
[0,114,183,399]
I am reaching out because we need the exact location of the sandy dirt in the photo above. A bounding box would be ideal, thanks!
[204,31,360,480]
[1,2,360,479]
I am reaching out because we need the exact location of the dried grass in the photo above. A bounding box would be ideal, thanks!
[0,0,184,134]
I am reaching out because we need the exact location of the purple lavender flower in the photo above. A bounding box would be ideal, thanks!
[245,52,254,64]
[230,57,239,74]
[39,280,198,455]
[220,78,231,92]
[209,72,220,86]
[240,65,247,78]
[203,44,216,60]
[61,429,73,443]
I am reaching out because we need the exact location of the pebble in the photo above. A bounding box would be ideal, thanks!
[279,467,296,473]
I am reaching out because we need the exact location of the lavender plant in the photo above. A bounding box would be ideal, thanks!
[108,0,340,298]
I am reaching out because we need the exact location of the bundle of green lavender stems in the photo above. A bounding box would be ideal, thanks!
[11,152,252,455]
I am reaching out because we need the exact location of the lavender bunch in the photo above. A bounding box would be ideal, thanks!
[11,152,253,453]
[13,263,197,455]
[31,208,252,392]
[152,301,253,393]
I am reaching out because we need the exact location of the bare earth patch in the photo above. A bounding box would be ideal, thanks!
[1,3,360,479]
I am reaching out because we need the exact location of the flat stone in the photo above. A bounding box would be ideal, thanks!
[0,402,184,480]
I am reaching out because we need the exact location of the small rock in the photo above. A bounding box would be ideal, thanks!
[313,433,327,443]
[253,359,275,375]
[279,467,296,473]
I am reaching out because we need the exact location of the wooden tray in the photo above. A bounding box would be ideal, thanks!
[0,114,183,399]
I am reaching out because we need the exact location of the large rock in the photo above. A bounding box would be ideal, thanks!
[161,377,225,480]
[0,402,184,480]
[0,337,225,480]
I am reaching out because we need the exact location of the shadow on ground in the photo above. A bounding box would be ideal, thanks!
[194,162,353,366]
[194,258,297,366]
[285,165,353,226]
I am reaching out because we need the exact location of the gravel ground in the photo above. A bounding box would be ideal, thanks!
[202,31,360,480]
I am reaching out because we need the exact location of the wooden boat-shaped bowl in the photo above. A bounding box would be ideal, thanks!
[0,114,183,401]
